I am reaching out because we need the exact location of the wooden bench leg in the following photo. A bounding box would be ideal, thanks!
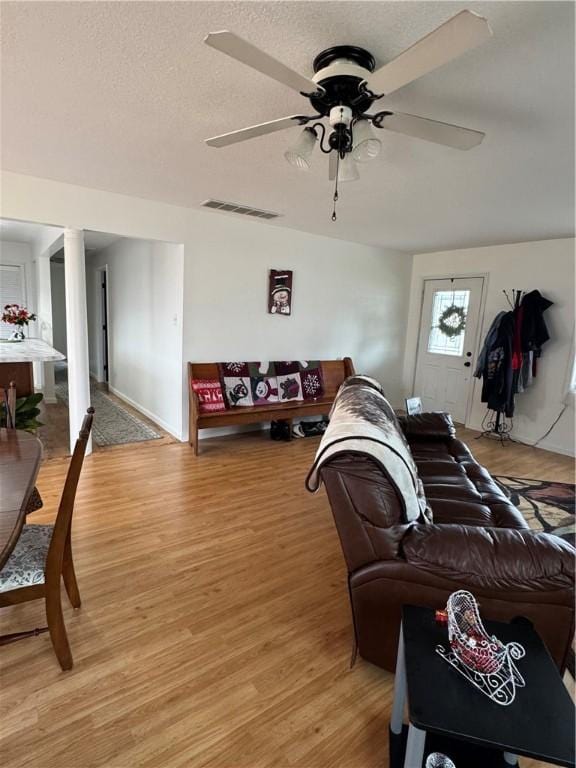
[190,425,199,456]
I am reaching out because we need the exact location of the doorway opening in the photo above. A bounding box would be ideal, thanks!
[413,276,485,424]
[96,265,109,385]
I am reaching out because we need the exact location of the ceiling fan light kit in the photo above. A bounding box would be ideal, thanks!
[352,119,382,163]
[284,127,318,170]
[204,10,492,221]
[338,153,360,183]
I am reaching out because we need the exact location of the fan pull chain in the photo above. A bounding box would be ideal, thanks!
[331,152,340,222]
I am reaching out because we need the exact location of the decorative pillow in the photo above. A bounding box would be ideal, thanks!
[220,362,250,377]
[301,367,324,400]
[251,376,279,405]
[277,372,303,402]
[275,361,299,375]
[222,377,254,407]
[192,379,226,413]
[251,361,276,377]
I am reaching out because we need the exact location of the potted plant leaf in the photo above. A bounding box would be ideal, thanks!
[13,393,44,431]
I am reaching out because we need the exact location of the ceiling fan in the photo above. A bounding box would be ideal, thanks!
[204,10,492,220]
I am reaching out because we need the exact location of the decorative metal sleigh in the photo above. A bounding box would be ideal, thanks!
[436,590,526,706]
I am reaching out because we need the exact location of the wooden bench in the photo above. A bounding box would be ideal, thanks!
[188,358,355,455]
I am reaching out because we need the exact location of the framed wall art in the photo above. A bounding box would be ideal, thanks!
[268,269,293,316]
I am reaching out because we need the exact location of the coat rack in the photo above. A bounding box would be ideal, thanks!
[478,408,514,445]
[502,288,523,309]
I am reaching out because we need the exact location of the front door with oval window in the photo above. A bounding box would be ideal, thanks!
[414,277,484,423]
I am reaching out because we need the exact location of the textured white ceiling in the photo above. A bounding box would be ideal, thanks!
[1,1,574,252]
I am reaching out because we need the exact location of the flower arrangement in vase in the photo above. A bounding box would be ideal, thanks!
[1,304,37,342]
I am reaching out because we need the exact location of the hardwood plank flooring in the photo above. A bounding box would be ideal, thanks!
[0,428,573,768]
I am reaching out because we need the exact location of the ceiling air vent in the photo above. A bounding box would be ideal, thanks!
[201,199,281,220]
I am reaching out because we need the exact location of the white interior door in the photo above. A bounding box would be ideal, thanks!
[414,277,484,423]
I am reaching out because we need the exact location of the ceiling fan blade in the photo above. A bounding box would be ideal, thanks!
[328,152,337,181]
[379,111,485,150]
[205,116,306,148]
[205,31,324,96]
[367,10,492,96]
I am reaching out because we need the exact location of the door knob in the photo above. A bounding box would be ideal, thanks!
[466,352,472,357]
[464,362,471,367]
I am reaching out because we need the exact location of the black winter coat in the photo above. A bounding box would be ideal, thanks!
[520,290,553,354]
[481,311,516,417]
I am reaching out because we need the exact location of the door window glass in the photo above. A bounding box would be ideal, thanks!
[427,289,470,356]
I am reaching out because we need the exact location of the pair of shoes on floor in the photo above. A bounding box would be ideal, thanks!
[292,424,306,439]
[300,420,328,437]
[291,420,329,439]
[270,420,291,441]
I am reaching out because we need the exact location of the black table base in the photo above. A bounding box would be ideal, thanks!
[389,725,515,768]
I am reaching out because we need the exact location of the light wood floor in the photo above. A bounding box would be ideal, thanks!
[0,428,573,768]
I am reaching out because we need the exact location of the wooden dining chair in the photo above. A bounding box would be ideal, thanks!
[1,381,17,428]
[0,407,94,670]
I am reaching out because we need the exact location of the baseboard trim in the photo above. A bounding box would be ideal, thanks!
[466,420,575,458]
[107,385,182,441]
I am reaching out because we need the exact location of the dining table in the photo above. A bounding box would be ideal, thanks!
[0,338,65,397]
[0,428,46,645]
[0,428,43,569]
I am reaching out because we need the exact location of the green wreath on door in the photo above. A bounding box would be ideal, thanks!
[437,305,467,338]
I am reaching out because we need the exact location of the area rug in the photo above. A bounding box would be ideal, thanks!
[496,475,575,678]
[55,375,161,447]
[494,476,575,547]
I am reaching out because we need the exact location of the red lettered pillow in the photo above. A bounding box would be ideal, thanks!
[192,379,226,413]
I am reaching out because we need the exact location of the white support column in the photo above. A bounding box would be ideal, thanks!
[63,228,92,455]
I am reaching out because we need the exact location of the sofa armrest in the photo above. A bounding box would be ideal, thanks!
[403,524,575,592]
[398,412,456,440]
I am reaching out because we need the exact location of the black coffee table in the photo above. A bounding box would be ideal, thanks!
[389,605,575,768]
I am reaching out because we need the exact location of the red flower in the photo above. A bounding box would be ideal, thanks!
[1,304,36,326]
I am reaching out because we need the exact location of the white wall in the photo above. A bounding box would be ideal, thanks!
[85,239,184,437]
[0,172,413,441]
[183,216,411,404]
[49,261,67,356]
[403,239,575,456]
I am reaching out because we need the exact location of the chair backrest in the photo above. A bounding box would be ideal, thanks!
[1,381,17,429]
[46,407,95,574]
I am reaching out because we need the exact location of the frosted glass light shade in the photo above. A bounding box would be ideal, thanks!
[338,153,360,182]
[284,128,317,170]
[352,120,381,162]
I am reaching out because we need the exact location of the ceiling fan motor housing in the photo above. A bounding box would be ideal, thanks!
[329,105,353,127]
[309,45,377,117]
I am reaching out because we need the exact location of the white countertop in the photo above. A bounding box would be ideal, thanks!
[0,338,66,363]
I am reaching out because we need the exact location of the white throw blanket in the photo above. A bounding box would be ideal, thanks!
[306,376,428,523]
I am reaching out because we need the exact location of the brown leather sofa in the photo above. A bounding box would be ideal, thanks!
[317,411,575,673]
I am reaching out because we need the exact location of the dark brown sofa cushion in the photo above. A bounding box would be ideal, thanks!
[398,412,456,440]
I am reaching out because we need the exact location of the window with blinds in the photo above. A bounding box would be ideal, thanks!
[0,264,26,338]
